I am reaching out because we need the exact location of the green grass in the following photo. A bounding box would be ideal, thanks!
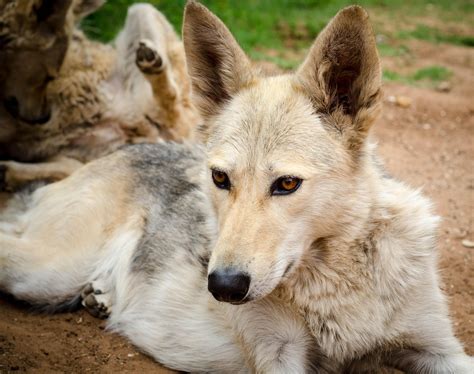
[383,70,408,83]
[250,50,301,70]
[83,0,358,49]
[377,43,411,57]
[398,25,474,47]
[383,65,452,85]
[81,0,473,69]
[412,66,452,81]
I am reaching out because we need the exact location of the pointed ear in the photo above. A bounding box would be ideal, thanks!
[296,6,381,150]
[34,0,73,32]
[183,1,254,121]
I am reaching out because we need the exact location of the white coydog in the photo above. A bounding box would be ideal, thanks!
[0,2,472,373]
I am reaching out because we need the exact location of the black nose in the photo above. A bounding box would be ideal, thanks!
[3,97,19,118]
[208,268,250,303]
[3,97,51,125]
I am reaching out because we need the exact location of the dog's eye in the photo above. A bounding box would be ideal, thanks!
[271,176,302,196]
[211,169,231,190]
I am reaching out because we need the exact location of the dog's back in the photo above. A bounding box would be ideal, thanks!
[0,142,250,371]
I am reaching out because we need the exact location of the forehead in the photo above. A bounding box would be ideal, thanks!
[207,76,345,175]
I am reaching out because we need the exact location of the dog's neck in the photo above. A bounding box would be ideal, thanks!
[277,206,378,308]
[275,157,438,361]
[275,161,390,361]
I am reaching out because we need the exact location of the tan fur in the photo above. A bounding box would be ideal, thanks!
[0,151,145,304]
[0,0,74,125]
[0,156,83,190]
[0,1,200,187]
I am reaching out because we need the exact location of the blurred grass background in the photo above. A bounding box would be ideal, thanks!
[82,0,473,81]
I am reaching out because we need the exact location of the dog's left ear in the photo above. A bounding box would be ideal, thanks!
[297,6,381,150]
[34,0,73,32]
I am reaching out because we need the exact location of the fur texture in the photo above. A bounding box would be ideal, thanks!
[0,2,472,373]
[0,1,200,188]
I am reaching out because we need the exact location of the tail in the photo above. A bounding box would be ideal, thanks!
[1,291,83,314]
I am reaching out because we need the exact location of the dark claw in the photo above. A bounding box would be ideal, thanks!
[81,283,94,297]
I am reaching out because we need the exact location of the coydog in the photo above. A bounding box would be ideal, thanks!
[0,0,199,189]
[0,2,472,372]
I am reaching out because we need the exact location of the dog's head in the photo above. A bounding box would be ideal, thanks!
[183,2,381,304]
[0,0,103,125]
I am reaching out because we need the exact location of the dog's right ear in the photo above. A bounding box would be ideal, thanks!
[183,1,254,121]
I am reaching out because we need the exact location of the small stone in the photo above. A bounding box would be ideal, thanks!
[376,34,387,44]
[395,96,412,108]
[76,317,83,324]
[452,228,467,239]
[127,353,135,358]
[422,123,432,130]
[436,81,451,93]
[387,95,396,103]
[461,239,474,248]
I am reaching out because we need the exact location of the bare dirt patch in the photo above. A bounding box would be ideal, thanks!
[1,43,473,373]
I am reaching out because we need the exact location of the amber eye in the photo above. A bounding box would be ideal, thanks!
[211,169,231,190]
[271,176,302,196]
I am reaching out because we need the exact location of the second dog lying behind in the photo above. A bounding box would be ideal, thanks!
[0,2,472,373]
[0,1,199,190]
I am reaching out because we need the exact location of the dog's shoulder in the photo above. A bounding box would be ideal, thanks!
[120,142,214,276]
[363,177,441,304]
[374,177,439,254]
[123,142,204,167]
[122,142,205,194]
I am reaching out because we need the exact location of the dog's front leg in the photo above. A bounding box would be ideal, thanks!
[0,156,83,191]
[227,296,334,373]
[382,287,474,374]
[117,5,182,127]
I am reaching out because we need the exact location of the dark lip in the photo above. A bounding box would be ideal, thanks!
[19,112,51,125]
[229,298,251,305]
[211,294,252,305]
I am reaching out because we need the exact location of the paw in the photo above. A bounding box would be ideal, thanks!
[136,39,164,74]
[81,282,112,319]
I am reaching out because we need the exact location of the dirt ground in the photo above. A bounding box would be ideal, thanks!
[0,39,473,372]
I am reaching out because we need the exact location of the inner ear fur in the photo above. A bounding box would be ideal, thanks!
[183,1,254,122]
[297,6,381,150]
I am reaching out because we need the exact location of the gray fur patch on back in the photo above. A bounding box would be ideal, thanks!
[123,143,213,277]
